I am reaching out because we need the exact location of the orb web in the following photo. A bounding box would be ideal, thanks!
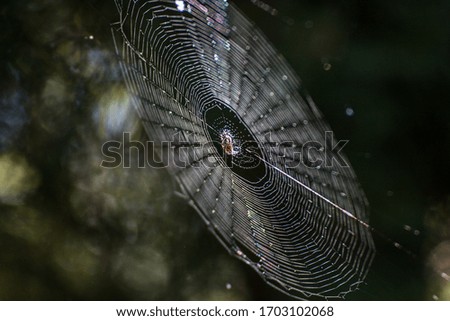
[112,0,375,299]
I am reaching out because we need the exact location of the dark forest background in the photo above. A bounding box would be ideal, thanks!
[0,0,449,300]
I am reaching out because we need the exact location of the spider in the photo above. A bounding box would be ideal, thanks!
[220,131,239,156]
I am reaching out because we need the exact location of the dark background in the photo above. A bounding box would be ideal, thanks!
[0,0,449,300]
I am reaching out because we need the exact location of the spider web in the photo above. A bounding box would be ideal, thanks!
[111,0,375,299]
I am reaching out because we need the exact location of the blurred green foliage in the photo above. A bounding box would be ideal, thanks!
[0,0,449,300]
